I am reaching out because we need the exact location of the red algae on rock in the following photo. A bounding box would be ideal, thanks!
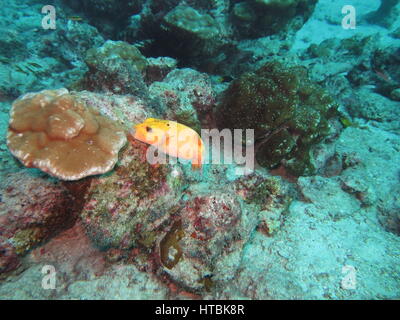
[155,187,254,292]
[80,139,186,250]
[29,222,107,281]
[0,170,80,275]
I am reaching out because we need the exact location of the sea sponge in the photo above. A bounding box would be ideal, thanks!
[217,62,337,176]
[7,88,127,180]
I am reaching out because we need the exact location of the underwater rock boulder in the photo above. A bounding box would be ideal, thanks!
[160,5,226,62]
[301,35,400,133]
[231,0,317,38]
[79,135,291,294]
[29,222,107,282]
[334,126,400,234]
[163,5,221,40]
[80,139,186,250]
[47,20,104,63]
[234,172,292,236]
[77,40,149,97]
[159,190,247,291]
[377,195,400,236]
[347,45,400,102]
[365,0,400,29]
[217,61,338,176]
[76,90,159,129]
[232,2,257,23]
[0,170,79,267]
[344,88,400,134]
[0,240,20,275]
[156,172,291,292]
[86,40,148,73]
[145,57,178,84]
[149,68,216,132]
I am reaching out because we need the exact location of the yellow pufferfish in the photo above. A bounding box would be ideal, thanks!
[130,118,204,170]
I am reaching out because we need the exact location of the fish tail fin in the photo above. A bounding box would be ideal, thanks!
[191,162,202,170]
[191,153,203,171]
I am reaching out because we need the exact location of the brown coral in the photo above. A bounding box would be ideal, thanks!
[7,89,127,180]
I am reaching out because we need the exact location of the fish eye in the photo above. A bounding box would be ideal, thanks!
[146,126,152,132]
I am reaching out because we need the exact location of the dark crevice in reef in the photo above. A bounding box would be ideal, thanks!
[62,0,144,39]
[59,0,320,77]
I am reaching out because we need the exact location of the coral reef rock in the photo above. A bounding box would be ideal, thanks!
[78,41,149,97]
[0,170,80,274]
[154,170,291,293]
[80,139,186,250]
[149,68,216,132]
[232,0,318,39]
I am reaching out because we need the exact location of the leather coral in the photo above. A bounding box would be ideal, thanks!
[7,89,127,180]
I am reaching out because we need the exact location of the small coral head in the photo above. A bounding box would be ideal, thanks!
[7,89,127,181]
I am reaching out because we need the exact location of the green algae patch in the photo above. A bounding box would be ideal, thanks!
[160,220,184,269]
[235,173,290,210]
[11,227,44,255]
[217,61,338,176]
